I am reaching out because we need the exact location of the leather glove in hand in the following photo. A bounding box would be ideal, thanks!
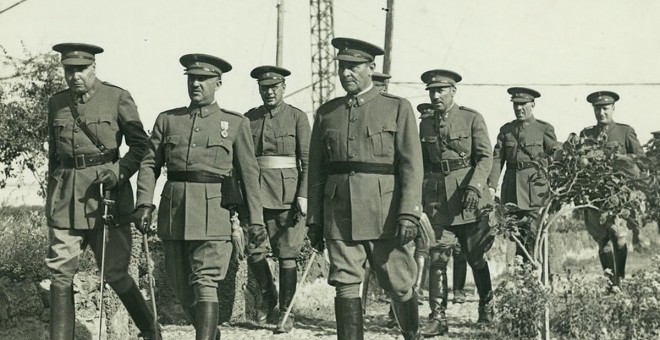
[397,218,418,245]
[92,169,118,189]
[462,187,480,211]
[306,223,325,252]
[131,204,155,235]
[248,224,268,248]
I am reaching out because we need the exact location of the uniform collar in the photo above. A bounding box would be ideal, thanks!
[516,115,537,128]
[345,83,378,107]
[264,102,287,117]
[188,101,220,118]
[72,78,101,104]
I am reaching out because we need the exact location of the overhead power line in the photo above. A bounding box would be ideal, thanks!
[0,0,28,15]
[390,81,660,87]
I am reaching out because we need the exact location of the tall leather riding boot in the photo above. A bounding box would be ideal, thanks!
[49,284,75,340]
[413,256,426,300]
[184,306,221,340]
[613,243,628,284]
[335,297,364,340]
[599,250,615,283]
[472,262,494,323]
[422,268,448,337]
[116,282,161,339]
[195,302,219,340]
[391,293,422,340]
[453,254,467,304]
[275,267,297,333]
[249,259,278,323]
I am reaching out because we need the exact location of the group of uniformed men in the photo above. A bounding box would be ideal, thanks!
[44,37,645,340]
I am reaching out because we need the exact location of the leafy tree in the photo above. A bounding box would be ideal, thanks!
[0,45,66,197]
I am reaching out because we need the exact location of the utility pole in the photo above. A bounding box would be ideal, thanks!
[309,0,336,113]
[383,0,394,92]
[276,0,284,66]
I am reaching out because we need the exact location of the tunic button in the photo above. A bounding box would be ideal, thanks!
[191,143,197,148]
[194,128,200,132]
[74,144,79,149]
[74,128,80,133]
[349,136,356,141]
[350,118,357,122]
[348,153,356,158]
[187,161,193,165]
[349,171,355,176]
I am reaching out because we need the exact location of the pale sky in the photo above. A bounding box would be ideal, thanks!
[1,0,660,204]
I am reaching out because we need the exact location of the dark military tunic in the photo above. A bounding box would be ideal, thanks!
[136,102,264,240]
[580,123,644,156]
[419,103,493,227]
[488,117,559,210]
[307,86,423,241]
[46,78,148,228]
[244,102,310,209]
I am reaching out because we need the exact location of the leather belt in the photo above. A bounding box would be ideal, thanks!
[430,159,469,174]
[167,171,224,183]
[512,161,535,170]
[59,149,118,169]
[327,161,395,175]
[257,156,297,169]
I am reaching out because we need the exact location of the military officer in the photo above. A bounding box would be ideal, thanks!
[419,69,495,336]
[45,43,158,339]
[372,71,391,91]
[487,87,560,259]
[306,37,424,340]
[244,65,310,333]
[580,91,644,285]
[133,54,264,340]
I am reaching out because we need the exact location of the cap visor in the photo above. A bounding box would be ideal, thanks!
[335,55,370,63]
[511,98,533,103]
[184,69,218,76]
[258,79,284,86]
[425,83,453,90]
[61,59,93,66]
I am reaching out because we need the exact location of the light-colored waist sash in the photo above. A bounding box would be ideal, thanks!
[257,156,297,169]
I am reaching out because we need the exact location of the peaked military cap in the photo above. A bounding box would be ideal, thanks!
[507,87,541,103]
[587,91,619,106]
[332,37,384,62]
[180,53,232,77]
[250,65,290,86]
[421,69,462,89]
[372,72,391,86]
[417,103,435,115]
[52,43,104,66]
[652,131,660,138]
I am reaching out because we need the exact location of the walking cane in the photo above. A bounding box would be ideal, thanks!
[277,251,317,331]
[141,222,159,334]
[98,184,114,340]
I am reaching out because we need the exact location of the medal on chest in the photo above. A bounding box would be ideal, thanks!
[220,121,229,138]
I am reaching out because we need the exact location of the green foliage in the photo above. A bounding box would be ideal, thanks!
[551,256,660,340]
[0,45,66,197]
[641,137,660,228]
[494,257,550,339]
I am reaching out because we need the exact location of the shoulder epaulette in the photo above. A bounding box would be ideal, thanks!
[161,107,187,115]
[316,97,345,116]
[459,106,479,114]
[245,106,262,115]
[101,81,124,90]
[221,108,244,117]
[615,122,632,128]
[287,103,306,113]
[380,92,402,100]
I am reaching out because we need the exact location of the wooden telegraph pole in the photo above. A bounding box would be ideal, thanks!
[383,0,394,91]
[276,0,284,66]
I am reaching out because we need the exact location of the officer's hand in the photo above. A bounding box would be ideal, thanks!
[397,218,418,245]
[296,197,308,217]
[92,169,118,189]
[131,204,155,235]
[306,223,325,252]
[248,224,268,248]
[462,187,480,211]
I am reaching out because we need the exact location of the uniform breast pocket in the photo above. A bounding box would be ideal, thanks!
[324,130,341,160]
[87,114,117,146]
[448,130,470,155]
[520,140,543,159]
[52,119,71,149]
[274,128,296,155]
[368,123,397,157]
[208,135,232,167]
[421,135,442,163]
[164,135,180,164]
